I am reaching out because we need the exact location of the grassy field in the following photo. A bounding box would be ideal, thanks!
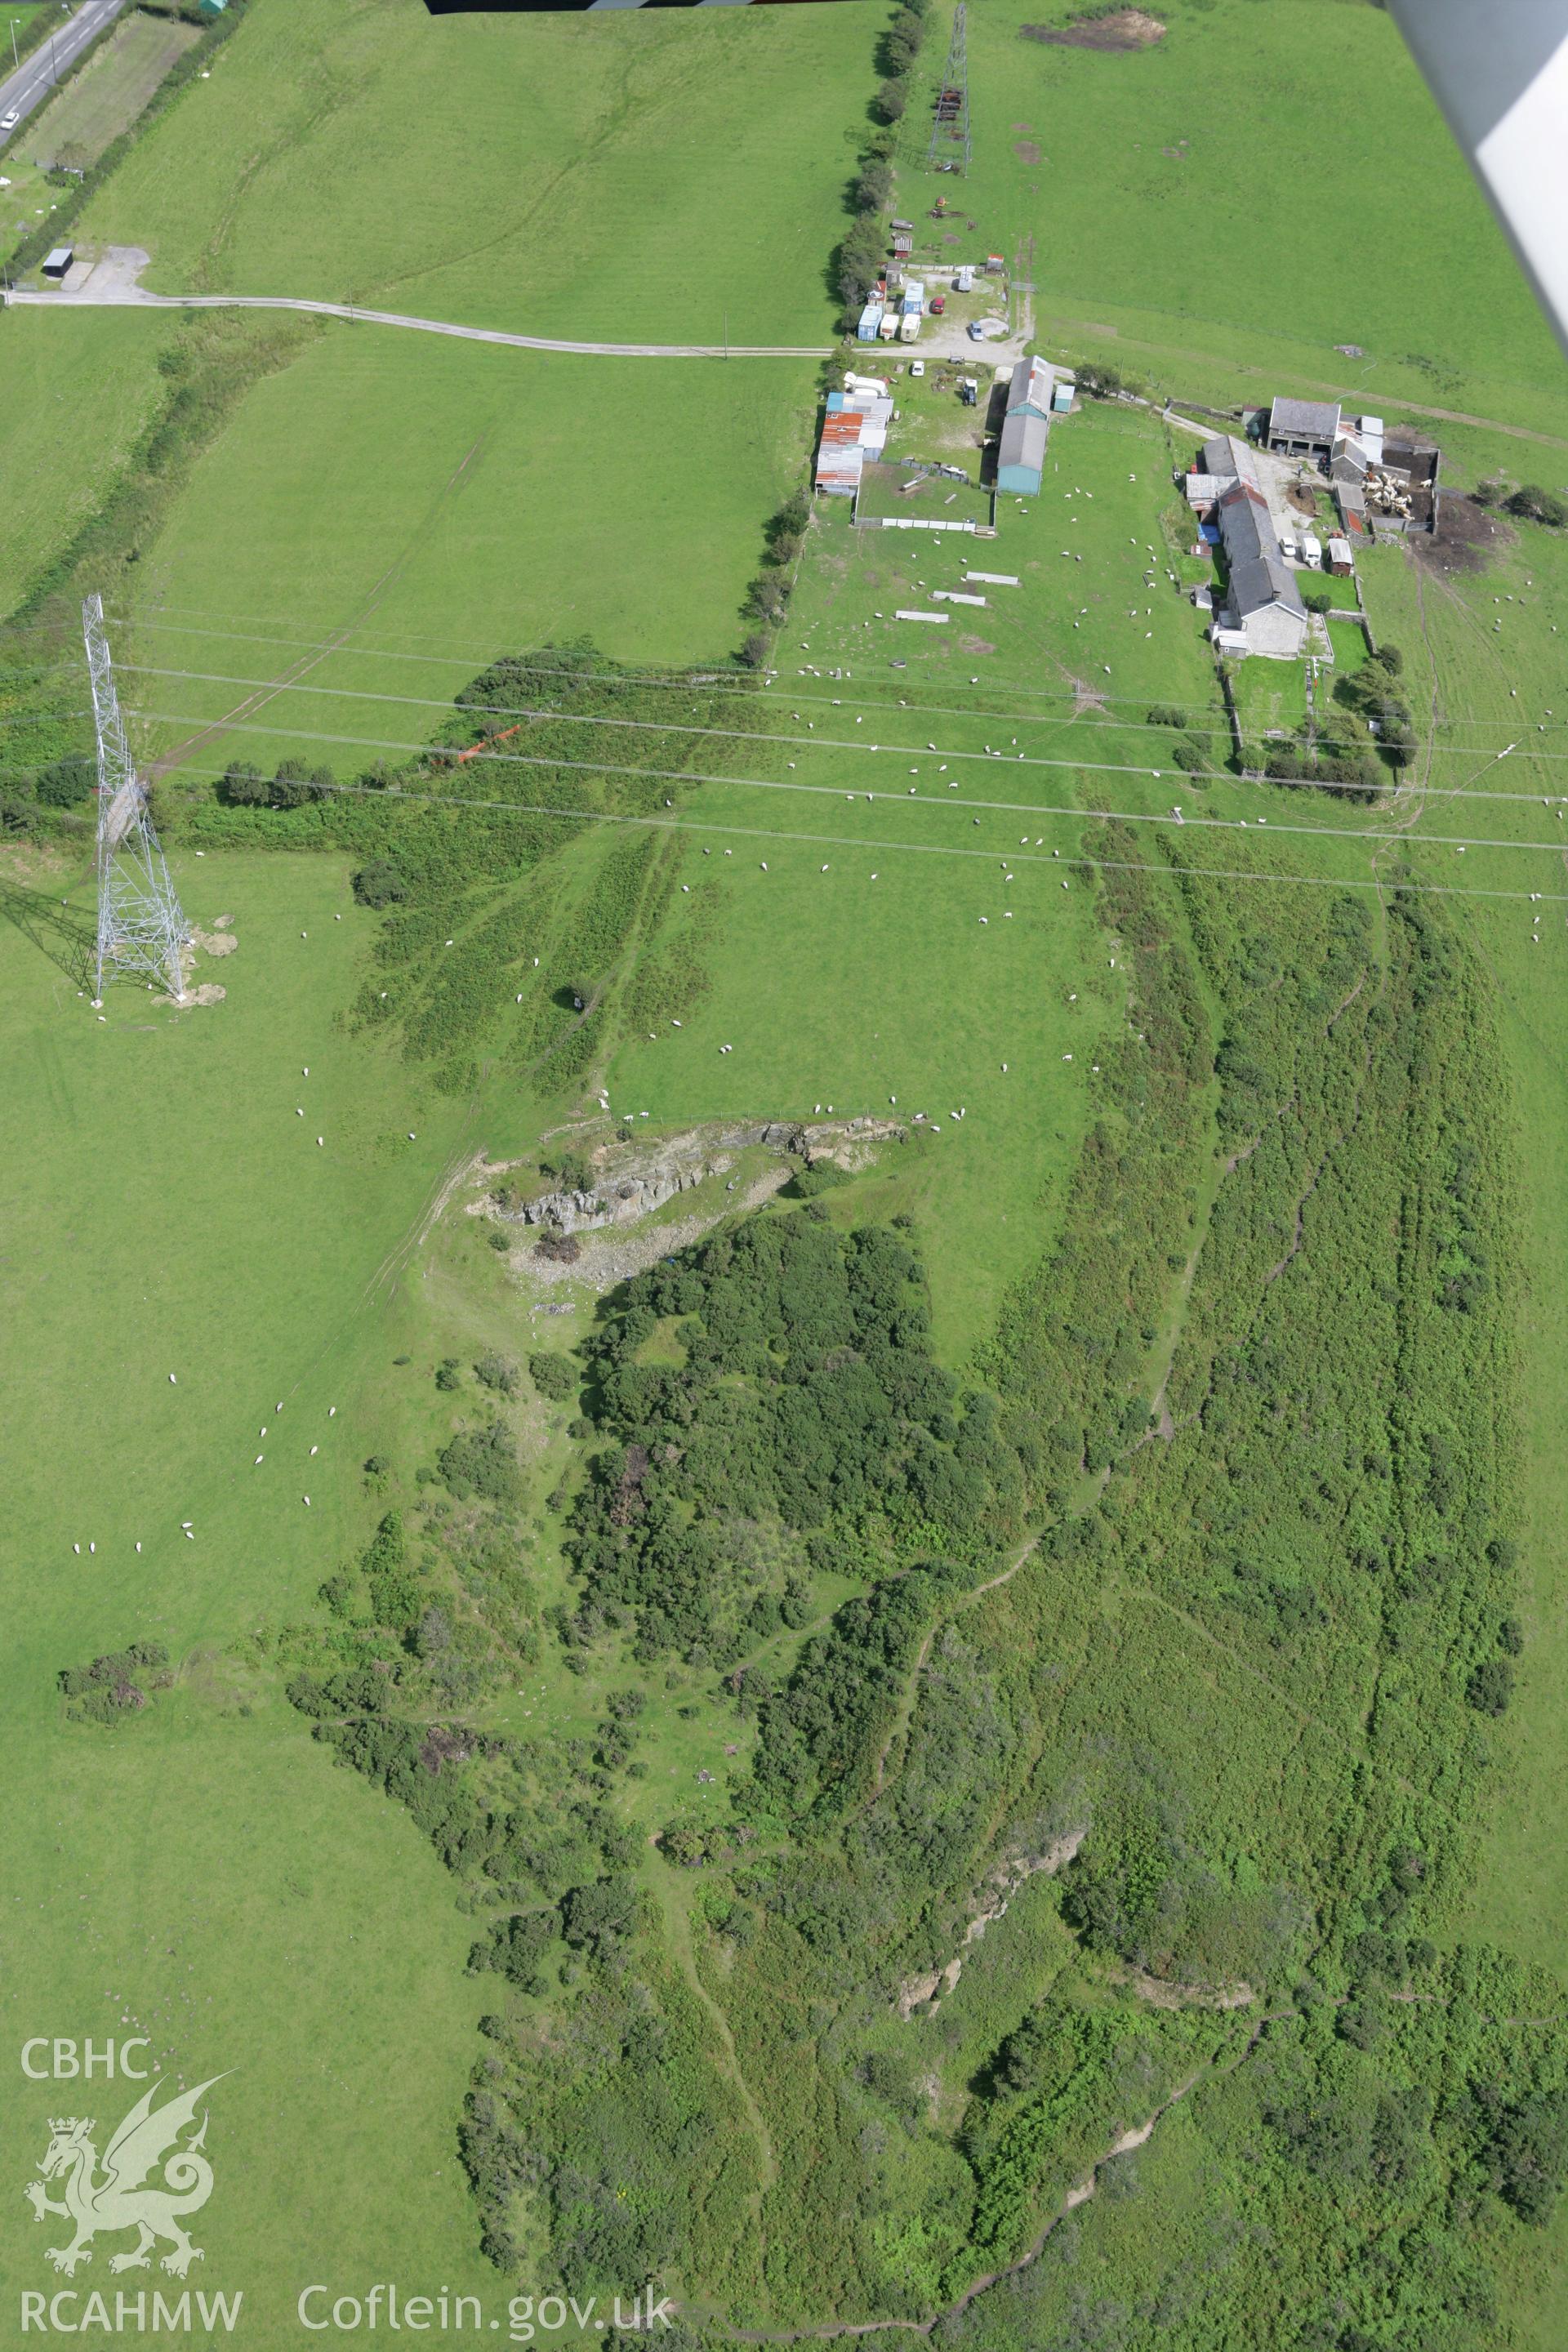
[7,0,1568,2324]
[0,849,514,2326]
[602,399,1225,1359]
[897,0,1568,445]
[111,327,825,773]
[0,306,181,617]
[77,0,871,344]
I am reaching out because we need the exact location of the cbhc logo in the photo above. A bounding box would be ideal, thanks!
[20,2039,152,2079]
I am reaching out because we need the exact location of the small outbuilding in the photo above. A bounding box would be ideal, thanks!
[1327,535,1353,577]
[41,247,74,282]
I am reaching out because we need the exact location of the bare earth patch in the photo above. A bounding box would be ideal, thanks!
[958,633,996,656]
[1013,140,1040,164]
[1022,10,1166,50]
[1411,492,1512,577]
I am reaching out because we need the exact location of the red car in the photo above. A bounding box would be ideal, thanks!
[930,294,946,314]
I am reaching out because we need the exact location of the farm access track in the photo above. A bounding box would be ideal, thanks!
[2,275,833,361]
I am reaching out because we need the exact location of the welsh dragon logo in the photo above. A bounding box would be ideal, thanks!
[24,2075,226,2278]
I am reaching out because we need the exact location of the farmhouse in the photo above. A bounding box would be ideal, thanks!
[1214,480,1308,658]
[1267,395,1342,468]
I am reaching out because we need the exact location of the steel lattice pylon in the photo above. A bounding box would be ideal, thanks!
[83,593,189,1004]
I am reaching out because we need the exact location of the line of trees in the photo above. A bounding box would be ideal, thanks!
[836,0,929,323]
[219,755,337,808]
[739,489,812,669]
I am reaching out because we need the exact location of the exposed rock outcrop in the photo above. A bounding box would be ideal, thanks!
[481,1116,906,1237]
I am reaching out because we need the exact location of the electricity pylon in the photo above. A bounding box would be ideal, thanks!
[83,592,189,1004]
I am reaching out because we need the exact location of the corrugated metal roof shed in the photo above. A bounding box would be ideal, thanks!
[997,408,1049,488]
[1005,355,1055,418]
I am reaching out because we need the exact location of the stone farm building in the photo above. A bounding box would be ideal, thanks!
[1266,395,1343,468]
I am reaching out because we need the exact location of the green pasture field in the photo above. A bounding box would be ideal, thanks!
[0,307,180,618]
[602,400,1230,1361]
[909,0,1568,446]
[77,0,869,345]
[95,327,824,770]
[28,10,200,168]
[0,849,522,2327]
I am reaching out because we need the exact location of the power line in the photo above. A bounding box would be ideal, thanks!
[121,706,1568,866]
[125,657,1568,768]
[140,767,1568,907]
[101,610,1568,740]
[122,669,1568,814]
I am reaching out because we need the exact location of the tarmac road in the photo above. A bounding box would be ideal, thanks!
[0,0,130,145]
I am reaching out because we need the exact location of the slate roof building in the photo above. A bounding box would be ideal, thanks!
[1196,433,1261,493]
[1215,480,1308,657]
[1267,395,1343,467]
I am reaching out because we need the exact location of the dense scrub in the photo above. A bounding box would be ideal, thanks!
[564,1214,1025,1668]
[57,1639,172,1725]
